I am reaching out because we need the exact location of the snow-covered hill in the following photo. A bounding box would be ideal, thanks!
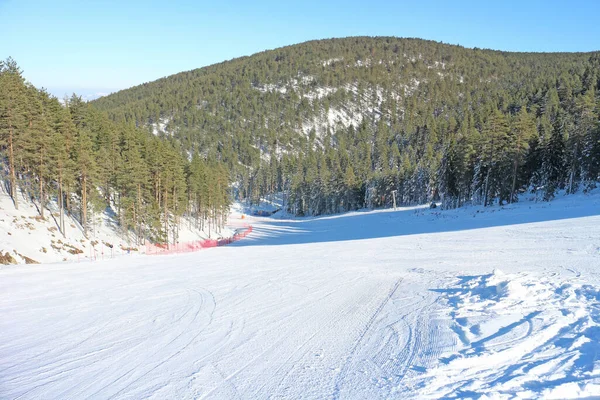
[0,190,233,265]
[1,191,600,398]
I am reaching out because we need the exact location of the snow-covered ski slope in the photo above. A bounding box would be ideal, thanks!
[2,191,600,399]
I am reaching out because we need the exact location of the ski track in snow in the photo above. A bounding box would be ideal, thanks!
[1,192,600,399]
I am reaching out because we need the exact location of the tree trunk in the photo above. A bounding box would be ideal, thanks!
[66,182,71,216]
[163,187,168,247]
[172,185,177,245]
[137,183,142,245]
[510,159,518,204]
[483,168,490,207]
[510,133,522,204]
[39,151,45,219]
[8,122,18,210]
[39,176,44,219]
[82,174,87,236]
[59,174,65,237]
[484,136,495,207]
[569,145,577,194]
[188,192,193,230]
[156,175,161,203]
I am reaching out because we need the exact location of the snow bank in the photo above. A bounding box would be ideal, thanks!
[0,190,137,264]
[0,189,234,265]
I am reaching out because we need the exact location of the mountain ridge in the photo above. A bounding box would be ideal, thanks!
[96,36,600,96]
[93,36,599,103]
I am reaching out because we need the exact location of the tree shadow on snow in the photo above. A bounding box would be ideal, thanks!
[232,195,600,247]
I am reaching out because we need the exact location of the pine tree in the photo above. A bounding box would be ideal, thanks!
[481,109,511,206]
[541,113,567,200]
[576,87,599,188]
[74,128,96,235]
[509,107,537,202]
[0,58,27,209]
[48,96,76,236]
[22,87,53,218]
[117,126,148,243]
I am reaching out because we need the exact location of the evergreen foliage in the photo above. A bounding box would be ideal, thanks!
[0,59,230,244]
[91,37,600,215]
[5,37,600,221]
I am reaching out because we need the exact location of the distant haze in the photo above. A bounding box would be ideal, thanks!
[48,88,119,102]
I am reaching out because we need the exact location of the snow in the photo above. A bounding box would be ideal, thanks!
[1,190,600,398]
[402,78,421,96]
[253,77,412,143]
[301,83,395,139]
[0,190,138,264]
[322,58,343,66]
[254,76,315,96]
[0,190,232,264]
[427,61,446,70]
[302,86,338,101]
[233,194,284,217]
[152,117,170,136]
[255,83,288,94]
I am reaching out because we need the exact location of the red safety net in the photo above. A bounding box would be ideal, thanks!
[145,225,252,255]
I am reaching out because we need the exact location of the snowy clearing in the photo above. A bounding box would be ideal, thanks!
[1,191,600,399]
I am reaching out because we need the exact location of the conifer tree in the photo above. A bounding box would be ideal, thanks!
[75,128,96,235]
[541,113,567,200]
[481,109,511,206]
[0,57,27,209]
[22,87,53,218]
[509,107,537,202]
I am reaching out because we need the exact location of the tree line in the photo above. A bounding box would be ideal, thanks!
[281,90,599,216]
[0,58,230,245]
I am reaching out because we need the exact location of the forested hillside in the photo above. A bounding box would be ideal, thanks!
[90,37,600,216]
[0,58,230,246]
[91,37,600,216]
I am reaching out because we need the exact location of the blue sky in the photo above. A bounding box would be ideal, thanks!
[2,0,599,98]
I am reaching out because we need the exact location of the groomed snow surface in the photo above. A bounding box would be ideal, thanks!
[2,191,600,399]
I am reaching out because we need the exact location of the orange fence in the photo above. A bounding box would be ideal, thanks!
[145,225,252,255]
